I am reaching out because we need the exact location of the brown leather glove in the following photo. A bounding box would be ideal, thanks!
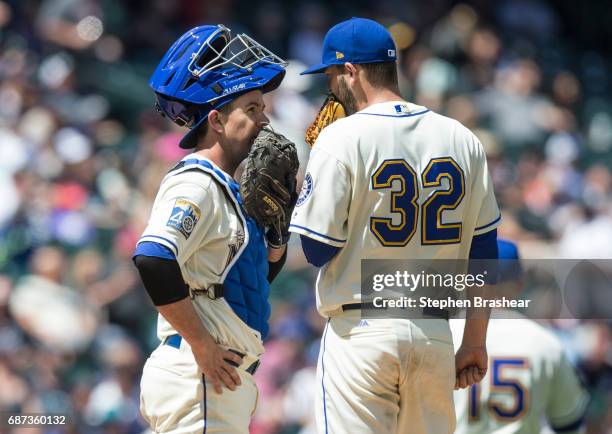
[305,94,345,147]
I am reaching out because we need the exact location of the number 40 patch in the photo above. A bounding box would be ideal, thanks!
[166,199,201,239]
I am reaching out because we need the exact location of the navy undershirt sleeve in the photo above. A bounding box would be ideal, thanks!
[469,229,498,283]
[469,229,498,259]
[132,242,188,306]
[133,255,190,306]
[300,235,340,267]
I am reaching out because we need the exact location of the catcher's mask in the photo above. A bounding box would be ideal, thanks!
[150,24,287,148]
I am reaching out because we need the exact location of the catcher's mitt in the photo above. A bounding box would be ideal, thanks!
[240,126,299,247]
[305,94,345,147]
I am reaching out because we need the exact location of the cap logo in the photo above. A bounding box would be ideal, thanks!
[335,51,344,59]
[388,49,396,57]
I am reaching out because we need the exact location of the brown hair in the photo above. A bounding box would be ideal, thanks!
[359,61,398,88]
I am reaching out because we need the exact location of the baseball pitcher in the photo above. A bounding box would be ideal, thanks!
[290,17,501,434]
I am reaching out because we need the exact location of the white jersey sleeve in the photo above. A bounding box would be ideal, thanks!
[469,133,501,235]
[139,173,220,266]
[545,352,589,433]
[289,142,351,247]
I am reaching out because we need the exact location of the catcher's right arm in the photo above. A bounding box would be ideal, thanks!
[305,94,345,147]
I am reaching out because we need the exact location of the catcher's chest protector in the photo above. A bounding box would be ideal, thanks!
[222,188,271,339]
[169,159,271,339]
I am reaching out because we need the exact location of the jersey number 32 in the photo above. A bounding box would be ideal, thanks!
[370,157,465,246]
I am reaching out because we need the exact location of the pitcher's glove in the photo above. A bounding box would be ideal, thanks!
[240,126,299,248]
[305,94,345,147]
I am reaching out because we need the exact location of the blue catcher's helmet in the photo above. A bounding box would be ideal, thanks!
[150,25,287,148]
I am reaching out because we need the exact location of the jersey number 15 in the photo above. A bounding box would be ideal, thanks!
[469,357,529,423]
[370,157,465,246]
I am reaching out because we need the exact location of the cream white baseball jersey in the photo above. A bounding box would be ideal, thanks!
[450,314,589,434]
[290,101,501,316]
[137,155,264,433]
[138,155,264,355]
[290,101,501,434]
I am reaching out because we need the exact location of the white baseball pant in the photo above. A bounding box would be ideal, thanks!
[315,314,456,434]
[140,338,258,433]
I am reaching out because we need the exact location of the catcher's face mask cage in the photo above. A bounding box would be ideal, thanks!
[187,25,287,79]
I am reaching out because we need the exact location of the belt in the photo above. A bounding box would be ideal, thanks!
[163,334,260,375]
[341,303,449,320]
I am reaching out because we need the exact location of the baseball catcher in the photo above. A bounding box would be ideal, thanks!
[135,23,292,434]
[240,126,299,248]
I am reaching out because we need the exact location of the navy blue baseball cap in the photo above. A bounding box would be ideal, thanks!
[301,17,397,75]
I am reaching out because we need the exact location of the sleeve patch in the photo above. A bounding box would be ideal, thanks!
[166,199,201,239]
[296,172,313,207]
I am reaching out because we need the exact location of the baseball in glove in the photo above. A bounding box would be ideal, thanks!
[240,126,299,248]
[305,94,346,147]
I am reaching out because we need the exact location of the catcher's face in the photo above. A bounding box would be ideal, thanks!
[219,90,269,163]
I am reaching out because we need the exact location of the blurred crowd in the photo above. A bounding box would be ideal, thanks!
[0,0,611,433]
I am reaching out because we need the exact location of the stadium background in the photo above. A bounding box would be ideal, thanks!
[0,0,611,433]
